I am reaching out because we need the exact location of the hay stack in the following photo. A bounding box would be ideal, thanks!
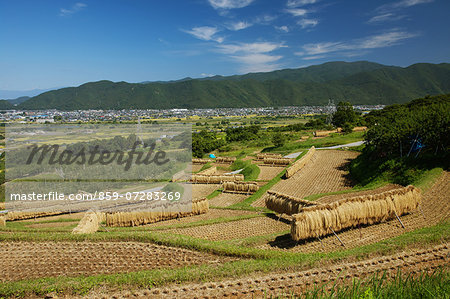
[263,157,291,166]
[0,202,4,210]
[105,198,209,227]
[353,126,367,132]
[0,215,5,227]
[192,158,212,165]
[256,153,282,160]
[191,173,244,184]
[265,191,317,215]
[223,181,259,194]
[198,166,217,175]
[216,156,236,164]
[6,211,62,221]
[285,146,315,178]
[291,185,421,241]
[72,211,103,234]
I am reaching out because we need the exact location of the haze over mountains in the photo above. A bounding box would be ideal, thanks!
[4,61,450,110]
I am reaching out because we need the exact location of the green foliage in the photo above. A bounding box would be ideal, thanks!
[341,122,354,134]
[364,94,450,158]
[192,130,225,158]
[332,101,359,127]
[230,159,260,181]
[226,125,260,142]
[18,62,450,110]
[351,95,449,187]
[271,132,286,147]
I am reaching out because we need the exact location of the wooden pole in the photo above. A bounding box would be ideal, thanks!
[330,228,345,247]
[316,233,325,250]
[277,213,284,222]
[394,211,405,229]
[418,204,426,219]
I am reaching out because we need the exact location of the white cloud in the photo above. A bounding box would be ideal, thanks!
[275,25,290,32]
[217,42,285,54]
[287,0,317,7]
[216,41,285,73]
[208,0,254,10]
[368,13,407,23]
[301,55,326,60]
[200,73,215,77]
[59,2,86,16]
[297,29,418,58]
[285,8,308,16]
[297,18,318,28]
[227,21,252,31]
[183,26,224,43]
[379,0,433,11]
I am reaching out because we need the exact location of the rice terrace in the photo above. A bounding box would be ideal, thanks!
[0,93,448,298]
[1,0,450,296]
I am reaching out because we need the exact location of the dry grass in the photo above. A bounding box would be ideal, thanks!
[216,156,236,164]
[264,190,317,215]
[192,158,212,164]
[291,185,422,241]
[263,157,291,166]
[191,174,244,184]
[256,153,282,160]
[222,181,259,194]
[72,212,103,234]
[0,215,5,227]
[105,198,209,227]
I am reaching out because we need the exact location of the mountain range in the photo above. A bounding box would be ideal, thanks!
[7,61,450,110]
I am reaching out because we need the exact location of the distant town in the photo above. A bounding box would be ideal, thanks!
[0,105,384,123]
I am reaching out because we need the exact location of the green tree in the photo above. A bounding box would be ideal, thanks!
[332,101,358,128]
[272,132,286,147]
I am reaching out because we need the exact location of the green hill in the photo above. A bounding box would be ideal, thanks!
[19,61,450,110]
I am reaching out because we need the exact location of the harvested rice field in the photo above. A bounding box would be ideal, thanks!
[125,243,449,299]
[271,150,358,199]
[192,183,221,198]
[257,165,285,181]
[0,241,236,282]
[167,215,290,241]
[142,208,254,228]
[209,192,248,207]
[257,172,450,252]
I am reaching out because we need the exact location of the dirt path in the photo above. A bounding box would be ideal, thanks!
[105,243,449,298]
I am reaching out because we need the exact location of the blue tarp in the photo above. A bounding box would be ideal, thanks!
[209,154,216,158]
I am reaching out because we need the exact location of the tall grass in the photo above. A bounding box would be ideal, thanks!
[281,268,449,299]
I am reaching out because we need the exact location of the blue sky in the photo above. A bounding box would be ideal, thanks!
[1,0,449,91]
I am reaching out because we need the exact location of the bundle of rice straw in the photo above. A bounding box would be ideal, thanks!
[216,156,236,164]
[72,211,103,234]
[263,157,291,166]
[191,174,244,184]
[223,181,259,194]
[291,185,421,241]
[285,146,315,178]
[256,153,282,160]
[105,198,209,227]
[265,190,316,215]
